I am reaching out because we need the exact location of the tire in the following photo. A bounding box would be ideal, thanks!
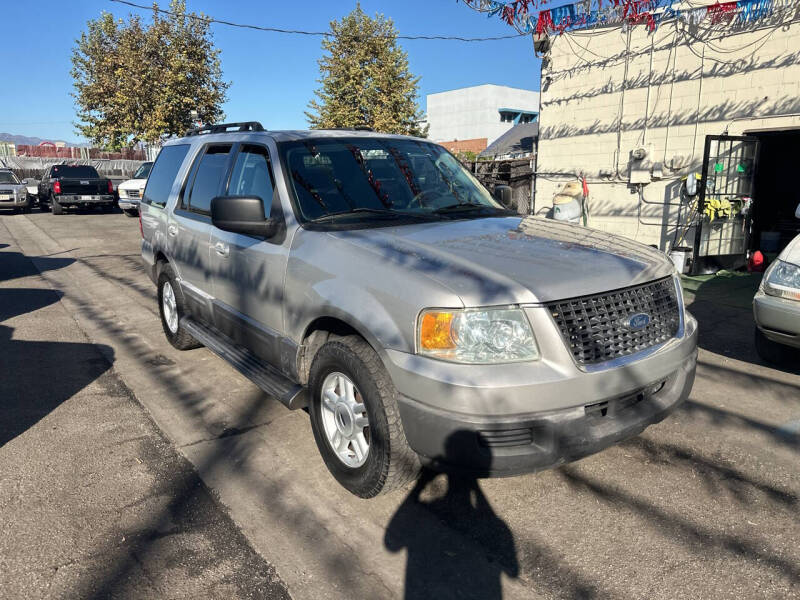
[123,209,138,217]
[51,195,63,215]
[308,335,420,497]
[157,262,201,350]
[39,198,50,212]
[755,327,787,365]
[22,204,31,214]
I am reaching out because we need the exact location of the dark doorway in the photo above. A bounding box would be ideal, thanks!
[750,129,800,255]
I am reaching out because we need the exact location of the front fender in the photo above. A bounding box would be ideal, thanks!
[284,229,464,355]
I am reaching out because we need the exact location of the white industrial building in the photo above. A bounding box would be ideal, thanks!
[426,84,540,149]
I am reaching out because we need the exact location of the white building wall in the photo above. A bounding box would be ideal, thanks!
[535,1,800,249]
[426,84,540,145]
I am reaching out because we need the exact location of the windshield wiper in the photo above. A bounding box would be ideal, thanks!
[308,207,424,223]
[432,202,508,214]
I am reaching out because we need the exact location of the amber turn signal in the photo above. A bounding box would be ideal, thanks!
[419,311,456,350]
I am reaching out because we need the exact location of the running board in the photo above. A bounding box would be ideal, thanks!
[183,318,307,410]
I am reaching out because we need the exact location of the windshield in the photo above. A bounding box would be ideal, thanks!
[0,171,19,184]
[133,162,153,179]
[52,165,100,178]
[279,137,503,223]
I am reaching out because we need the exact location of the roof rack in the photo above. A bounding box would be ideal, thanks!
[185,121,265,137]
[332,126,374,132]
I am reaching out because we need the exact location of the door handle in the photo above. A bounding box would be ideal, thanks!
[214,242,230,257]
[167,225,178,237]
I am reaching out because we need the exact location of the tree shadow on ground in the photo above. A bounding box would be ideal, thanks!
[0,250,74,283]
[0,288,114,446]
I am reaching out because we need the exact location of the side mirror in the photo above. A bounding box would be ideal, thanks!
[494,185,515,210]
[211,196,278,238]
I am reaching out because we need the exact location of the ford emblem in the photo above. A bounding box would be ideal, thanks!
[627,313,650,330]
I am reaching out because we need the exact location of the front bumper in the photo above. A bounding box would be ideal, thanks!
[118,198,140,210]
[387,311,698,476]
[54,194,115,205]
[753,291,800,348]
[0,196,29,207]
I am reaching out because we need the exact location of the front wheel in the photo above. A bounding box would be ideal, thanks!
[308,335,420,497]
[157,263,201,350]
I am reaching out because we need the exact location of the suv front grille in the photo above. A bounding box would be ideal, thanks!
[547,277,680,366]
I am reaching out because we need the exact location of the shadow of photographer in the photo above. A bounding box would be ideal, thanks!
[385,431,518,600]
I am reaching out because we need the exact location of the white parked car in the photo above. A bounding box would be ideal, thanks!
[117,161,152,216]
[753,203,800,363]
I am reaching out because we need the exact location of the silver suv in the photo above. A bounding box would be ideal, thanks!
[141,122,698,497]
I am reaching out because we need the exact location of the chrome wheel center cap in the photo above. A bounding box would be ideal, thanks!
[334,404,354,437]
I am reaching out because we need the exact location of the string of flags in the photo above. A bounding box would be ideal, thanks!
[465,0,779,35]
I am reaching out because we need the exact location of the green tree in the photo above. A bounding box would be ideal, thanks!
[71,1,228,149]
[306,6,427,136]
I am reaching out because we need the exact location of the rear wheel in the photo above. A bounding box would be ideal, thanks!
[157,262,201,350]
[308,335,420,497]
[51,195,63,215]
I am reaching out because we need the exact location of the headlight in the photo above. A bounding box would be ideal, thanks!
[417,307,539,363]
[762,260,800,301]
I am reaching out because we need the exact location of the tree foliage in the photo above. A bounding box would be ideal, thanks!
[71,1,228,149]
[306,6,427,137]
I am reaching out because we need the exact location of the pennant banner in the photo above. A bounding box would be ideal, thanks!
[467,0,780,35]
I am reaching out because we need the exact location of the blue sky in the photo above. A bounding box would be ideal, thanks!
[1,0,541,144]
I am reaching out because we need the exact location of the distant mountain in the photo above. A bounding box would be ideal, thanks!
[0,133,89,148]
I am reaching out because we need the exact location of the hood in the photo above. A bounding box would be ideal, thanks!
[119,178,146,190]
[333,216,675,305]
[778,233,800,267]
[0,183,26,193]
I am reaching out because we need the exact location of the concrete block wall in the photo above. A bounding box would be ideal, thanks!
[535,1,800,249]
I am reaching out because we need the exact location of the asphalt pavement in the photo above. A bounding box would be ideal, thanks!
[0,215,290,599]
[1,208,799,599]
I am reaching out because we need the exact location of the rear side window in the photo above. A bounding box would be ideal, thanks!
[143,144,190,208]
[226,145,274,216]
[52,165,99,178]
[186,145,232,214]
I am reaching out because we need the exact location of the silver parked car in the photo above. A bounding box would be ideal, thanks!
[0,168,31,213]
[753,204,800,362]
[140,122,698,497]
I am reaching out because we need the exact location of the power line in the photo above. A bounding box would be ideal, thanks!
[108,0,531,42]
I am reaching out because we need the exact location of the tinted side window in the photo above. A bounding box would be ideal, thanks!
[226,145,274,215]
[188,145,231,214]
[143,144,190,208]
